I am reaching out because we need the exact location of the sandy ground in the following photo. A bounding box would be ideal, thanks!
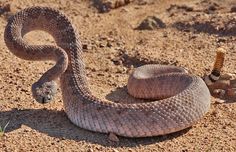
[0,0,236,151]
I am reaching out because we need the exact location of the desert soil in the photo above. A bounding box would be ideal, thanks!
[0,0,236,151]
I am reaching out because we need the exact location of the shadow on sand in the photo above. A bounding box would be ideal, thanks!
[0,107,191,147]
[172,20,236,37]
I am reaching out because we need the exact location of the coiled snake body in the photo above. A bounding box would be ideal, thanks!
[4,7,211,137]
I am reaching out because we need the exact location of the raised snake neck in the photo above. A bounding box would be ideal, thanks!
[4,7,211,137]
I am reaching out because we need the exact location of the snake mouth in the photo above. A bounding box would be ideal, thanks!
[34,94,54,104]
[41,97,47,104]
[41,96,51,104]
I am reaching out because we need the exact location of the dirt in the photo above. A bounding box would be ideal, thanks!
[0,0,236,151]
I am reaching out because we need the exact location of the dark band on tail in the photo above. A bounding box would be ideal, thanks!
[204,48,226,86]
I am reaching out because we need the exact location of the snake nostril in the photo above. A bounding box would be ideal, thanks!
[47,96,51,101]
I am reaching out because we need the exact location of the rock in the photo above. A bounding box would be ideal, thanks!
[82,44,88,50]
[167,4,193,12]
[230,6,236,12]
[221,73,236,80]
[127,148,134,152]
[107,41,112,47]
[163,32,168,37]
[99,42,106,48]
[94,0,132,13]
[87,148,94,152]
[112,149,119,152]
[120,8,129,13]
[137,0,148,5]
[177,5,193,12]
[0,4,10,15]
[116,67,127,74]
[211,110,222,117]
[135,16,166,30]
[216,38,226,43]
[213,89,225,98]
[111,57,123,65]
[108,133,119,142]
[205,3,219,13]
[226,88,236,97]
[21,124,32,132]
[215,99,225,104]
[208,5,217,11]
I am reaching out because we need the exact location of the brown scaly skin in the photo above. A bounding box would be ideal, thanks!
[4,7,211,137]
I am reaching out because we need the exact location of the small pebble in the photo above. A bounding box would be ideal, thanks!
[127,148,134,152]
[108,133,119,142]
[213,89,225,98]
[120,8,129,12]
[87,148,94,152]
[107,41,112,47]
[208,5,217,11]
[112,57,122,65]
[82,44,88,50]
[230,6,236,12]
[226,88,236,97]
[221,73,235,80]
[137,0,148,5]
[0,4,10,15]
[163,32,168,37]
[215,99,225,104]
[99,43,106,48]
[135,16,166,30]
[211,110,222,117]
[112,149,119,152]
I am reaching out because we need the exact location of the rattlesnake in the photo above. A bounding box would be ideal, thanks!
[4,7,211,137]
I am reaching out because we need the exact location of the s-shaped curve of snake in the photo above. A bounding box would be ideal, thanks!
[4,7,211,137]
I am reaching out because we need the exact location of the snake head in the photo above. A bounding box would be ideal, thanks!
[31,81,57,104]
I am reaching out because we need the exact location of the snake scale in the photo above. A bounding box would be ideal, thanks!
[4,7,211,137]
